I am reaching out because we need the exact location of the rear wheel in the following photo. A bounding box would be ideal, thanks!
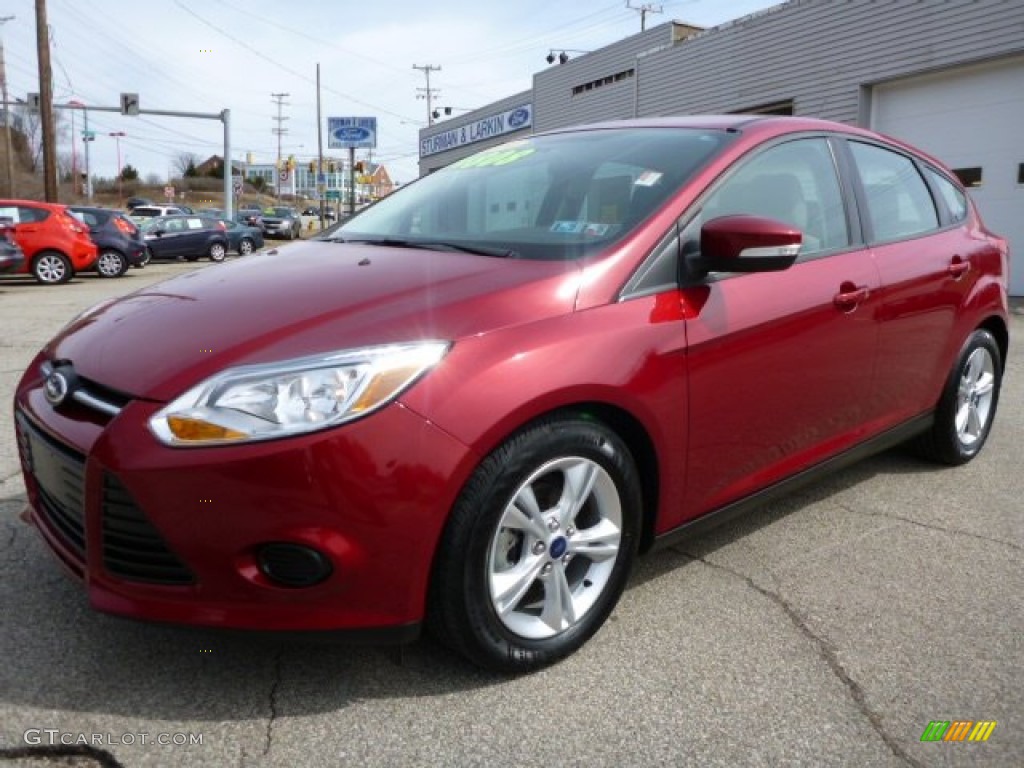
[32,251,73,284]
[239,238,254,255]
[429,416,641,673]
[96,249,128,278]
[208,242,227,262]
[914,329,1002,465]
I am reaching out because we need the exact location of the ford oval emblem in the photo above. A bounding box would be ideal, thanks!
[332,126,372,143]
[508,108,530,128]
[44,371,69,406]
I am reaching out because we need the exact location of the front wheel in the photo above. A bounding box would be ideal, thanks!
[429,416,641,673]
[96,249,128,278]
[913,328,1003,465]
[208,242,227,262]
[32,251,73,284]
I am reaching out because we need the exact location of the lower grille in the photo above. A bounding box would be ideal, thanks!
[16,412,87,560]
[102,474,195,585]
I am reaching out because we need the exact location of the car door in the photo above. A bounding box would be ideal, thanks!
[149,217,185,258]
[681,136,882,516]
[844,140,974,424]
[179,217,211,257]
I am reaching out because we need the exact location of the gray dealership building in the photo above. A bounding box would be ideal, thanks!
[418,0,1024,295]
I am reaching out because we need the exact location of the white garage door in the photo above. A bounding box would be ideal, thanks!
[871,54,1024,296]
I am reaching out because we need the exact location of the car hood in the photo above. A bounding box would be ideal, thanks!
[48,241,582,401]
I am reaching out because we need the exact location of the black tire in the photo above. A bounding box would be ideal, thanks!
[32,251,73,284]
[913,329,1002,465]
[138,248,152,267]
[96,249,128,278]
[184,255,200,262]
[208,242,227,262]
[239,238,254,256]
[429,416,641,673]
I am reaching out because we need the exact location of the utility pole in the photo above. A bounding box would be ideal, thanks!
[35,0,58,201]
[0,15,15,197]
[316,63,324,228]
[412,64,441,126]
[627,1,663,31]
[271,92,289,202]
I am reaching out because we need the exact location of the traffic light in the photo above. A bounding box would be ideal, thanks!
[328,161,336,174]
[354,161,365,173]
[308,161,315,173]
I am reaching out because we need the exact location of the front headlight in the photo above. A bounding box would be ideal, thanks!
[149,341,449,447]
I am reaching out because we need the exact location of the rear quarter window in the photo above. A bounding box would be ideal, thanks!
[924,167,968,223]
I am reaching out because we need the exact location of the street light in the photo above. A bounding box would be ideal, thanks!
[109,131,125,206]
[545,49,590,65]
[430,106,473,121]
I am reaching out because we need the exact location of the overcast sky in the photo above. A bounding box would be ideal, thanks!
[3,0,782,185]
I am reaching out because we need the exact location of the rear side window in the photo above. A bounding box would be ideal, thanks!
[849,142,938,241]
[18,206,50,223]
[924,167,968,223]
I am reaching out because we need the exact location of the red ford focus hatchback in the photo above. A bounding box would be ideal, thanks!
[14,116,1009,672]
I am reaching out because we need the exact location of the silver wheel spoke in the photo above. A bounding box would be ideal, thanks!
[974,372,994,397]
[558,460,599,527]
[568,518,621,561]
[955,402,971,434]
[966,403,982,438]
[539,567,576,632]
[511,485,546,537]
[491,555,546,616]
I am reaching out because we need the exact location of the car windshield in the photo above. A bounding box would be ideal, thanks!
[333,127,730,260]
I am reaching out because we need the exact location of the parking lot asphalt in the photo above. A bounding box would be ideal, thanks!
[0,263,1021,768]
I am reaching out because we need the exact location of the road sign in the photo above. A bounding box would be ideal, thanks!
[164,185,175,200]
[120,92,140,116]
[233,178,243,195]
[279,169,290,183]
[326,190,341,200]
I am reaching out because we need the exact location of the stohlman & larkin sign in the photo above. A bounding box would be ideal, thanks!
[420,104,533,157]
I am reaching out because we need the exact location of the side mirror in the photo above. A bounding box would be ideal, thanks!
[695,215,801,274]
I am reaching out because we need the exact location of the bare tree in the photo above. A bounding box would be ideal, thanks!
[174,151,200,177]
[13,103,66,172]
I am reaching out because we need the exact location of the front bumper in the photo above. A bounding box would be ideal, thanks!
[14,357,474,633]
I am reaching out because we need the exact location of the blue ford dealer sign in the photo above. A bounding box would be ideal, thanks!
[328,117,377,149]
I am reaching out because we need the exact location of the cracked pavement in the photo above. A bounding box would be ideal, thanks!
[1,266,1021,767]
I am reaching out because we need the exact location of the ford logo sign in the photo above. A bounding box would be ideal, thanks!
[44,371,69,407]
[332,126,372,143]
[508,108,530,128]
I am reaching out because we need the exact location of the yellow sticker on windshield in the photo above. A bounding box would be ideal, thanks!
[453,148,535,169]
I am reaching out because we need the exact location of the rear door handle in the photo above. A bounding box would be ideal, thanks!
[833,284,870,310]
[948,257,970,278]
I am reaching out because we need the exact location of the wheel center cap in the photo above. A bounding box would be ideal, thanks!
[549,536,568,559]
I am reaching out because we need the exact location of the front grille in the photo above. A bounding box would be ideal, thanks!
[16,411,87,560]
[102,474,195,585]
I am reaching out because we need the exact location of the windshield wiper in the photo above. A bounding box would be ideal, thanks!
[334,237,518,258]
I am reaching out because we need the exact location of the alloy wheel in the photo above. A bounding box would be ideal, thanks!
[487,456,622,640]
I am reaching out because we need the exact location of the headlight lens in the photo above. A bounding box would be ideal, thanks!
[149,341,449,447]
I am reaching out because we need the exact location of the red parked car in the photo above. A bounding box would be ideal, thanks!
[13,116,1009,672]
[0,199,98,283]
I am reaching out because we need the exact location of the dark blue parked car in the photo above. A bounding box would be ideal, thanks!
[69,206,148,277]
